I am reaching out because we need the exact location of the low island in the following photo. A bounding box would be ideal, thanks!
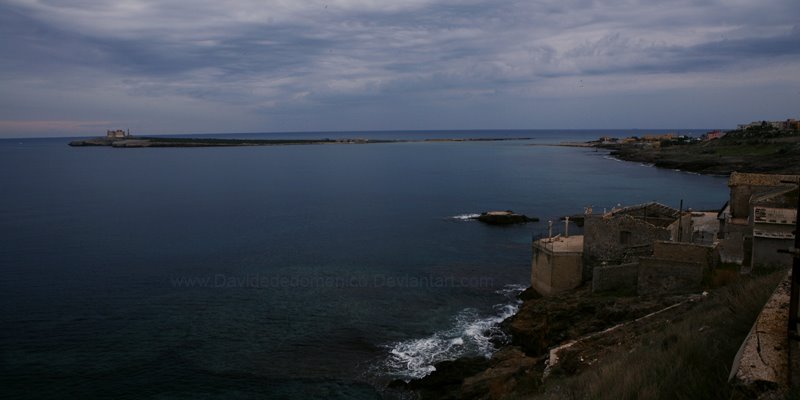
[69,131,534,148]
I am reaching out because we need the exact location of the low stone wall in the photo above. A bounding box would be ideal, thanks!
[592,263,638,293]
[652,240,717,267]
[729,273,791,397]
[638,257,704,295]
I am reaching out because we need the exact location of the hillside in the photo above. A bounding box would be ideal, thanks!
[601,127,800,175]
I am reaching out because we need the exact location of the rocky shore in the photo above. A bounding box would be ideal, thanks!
[394,287,694,399]
[395,271,785,399]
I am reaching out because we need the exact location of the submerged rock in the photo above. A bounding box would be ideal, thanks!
[475,211,539,225]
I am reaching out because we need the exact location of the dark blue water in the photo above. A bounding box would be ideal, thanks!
[0,130,726,399]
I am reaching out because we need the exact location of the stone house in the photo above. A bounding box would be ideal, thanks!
[582,202,692,273]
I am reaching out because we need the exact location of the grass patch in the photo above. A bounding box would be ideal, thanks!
[533,270,786,400]
[712,144,784,157]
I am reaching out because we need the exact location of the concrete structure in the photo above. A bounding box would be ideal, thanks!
[751,187,798,267]
[719,172,799,268]
[531,235,584,296]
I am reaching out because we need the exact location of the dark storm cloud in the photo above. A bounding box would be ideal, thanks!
[0,0,799,136]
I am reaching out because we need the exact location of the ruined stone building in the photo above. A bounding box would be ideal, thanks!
[531,202,697,296]
[582,202,692,268]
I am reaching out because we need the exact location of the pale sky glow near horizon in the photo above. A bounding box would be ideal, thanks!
[0,0,799,138]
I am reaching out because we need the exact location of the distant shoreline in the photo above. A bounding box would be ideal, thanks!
[540,129,800,175]
[68,136,534,148]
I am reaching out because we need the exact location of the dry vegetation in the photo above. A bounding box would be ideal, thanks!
[531,270,788,400]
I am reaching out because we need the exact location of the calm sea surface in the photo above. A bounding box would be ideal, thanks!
[0,130,727,398]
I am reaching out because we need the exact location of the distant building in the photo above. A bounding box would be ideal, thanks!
[106,129,129,138]
[736,119,799,131]
[701,130,725,141]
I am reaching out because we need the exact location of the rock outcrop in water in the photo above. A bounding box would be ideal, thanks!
[475,211,539,225]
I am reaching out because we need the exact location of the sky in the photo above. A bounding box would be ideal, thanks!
[0,0,799,137]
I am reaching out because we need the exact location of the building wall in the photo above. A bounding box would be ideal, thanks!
[752,237,793,267]
[583,214,671,264]
[638,258,704,295]
[668,213,693,243]
[592,263,638,293]
[652,241,718,269]
[551,253,583,294]
[531,243,582,296]
[730,186,754,219]
[531,244,552,294]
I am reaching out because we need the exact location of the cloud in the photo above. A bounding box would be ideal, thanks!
[1,0,799,136]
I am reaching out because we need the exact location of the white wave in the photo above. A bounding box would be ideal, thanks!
[383,284,525,380]
[602,155,623,162]
[450,213,481,221]
[638,162,654,167]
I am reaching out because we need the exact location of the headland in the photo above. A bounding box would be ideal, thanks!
[589,122,800,175]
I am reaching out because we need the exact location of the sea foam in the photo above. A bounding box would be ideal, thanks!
[383,284,525,380]
[450,213,481,221]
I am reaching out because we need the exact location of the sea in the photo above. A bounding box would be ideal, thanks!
[0,130,728,399]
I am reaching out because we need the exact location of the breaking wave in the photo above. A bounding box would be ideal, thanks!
[450,213,481,221]
[383,284,525,381]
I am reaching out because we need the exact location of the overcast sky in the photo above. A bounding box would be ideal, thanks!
[1,0,798,137]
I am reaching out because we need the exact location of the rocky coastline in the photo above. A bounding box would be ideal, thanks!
[594,127,800,175]
[395,126,799,399]
[393,287,696,399]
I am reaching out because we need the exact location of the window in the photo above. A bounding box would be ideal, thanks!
[620,230,632,245]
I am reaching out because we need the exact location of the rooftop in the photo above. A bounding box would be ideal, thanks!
[606,202,681,228]
[535,235,584,253]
